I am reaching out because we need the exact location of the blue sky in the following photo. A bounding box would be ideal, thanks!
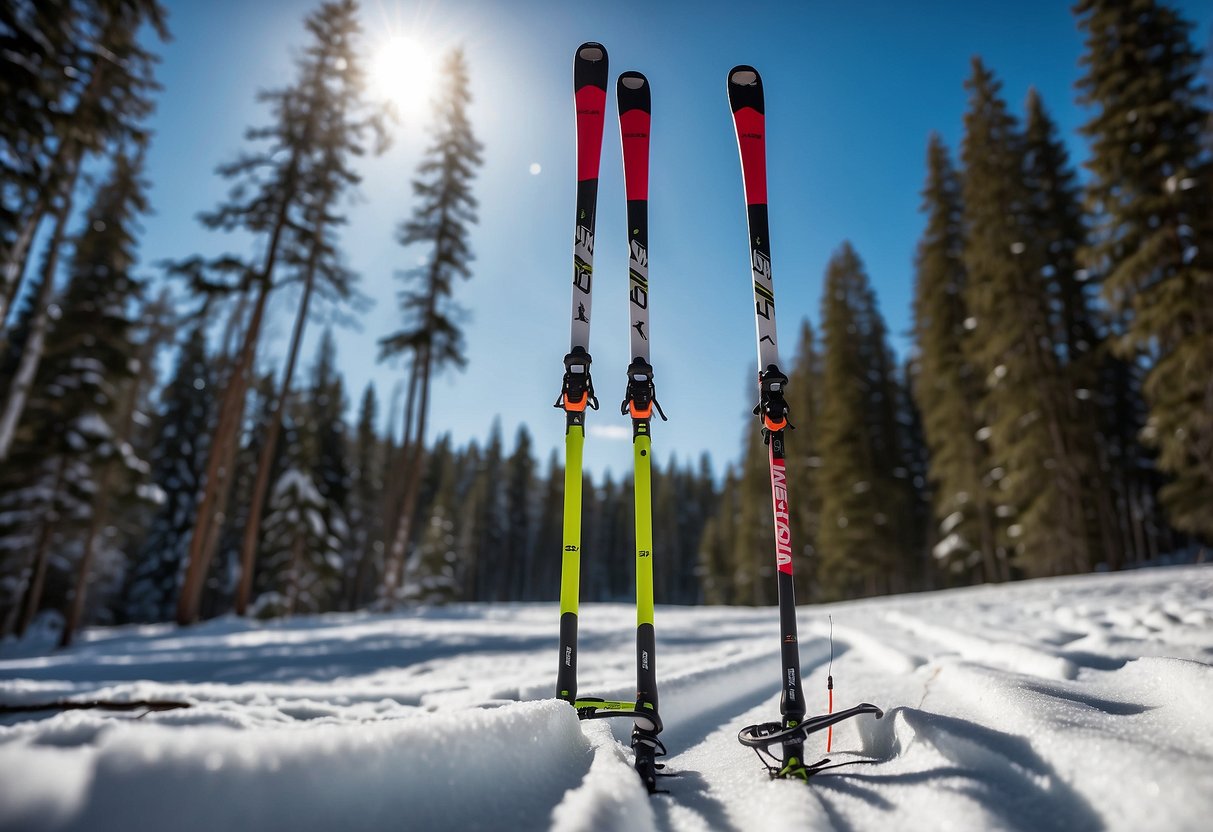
[139,0,1212,479]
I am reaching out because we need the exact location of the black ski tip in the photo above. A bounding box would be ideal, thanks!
[727,64,764,115]
[617,71,650,114]
[575,42,609,90]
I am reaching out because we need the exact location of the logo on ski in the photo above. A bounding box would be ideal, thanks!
[573,263,592,295]
[752,250,771,284]
[629,241,649,311]
[633,320,647,340]
[770,460,792,573]
[576,224,595,256]
[629,239,648,269]
[576,303,588,323]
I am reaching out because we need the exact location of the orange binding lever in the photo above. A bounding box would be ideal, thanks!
[754,364,791,442]
[554,347,599,416]
[620,358,667,423]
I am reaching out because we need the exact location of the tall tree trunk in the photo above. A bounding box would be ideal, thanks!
[0,167,79,462]
[175,41,336,625]
[383,346,434,603]
[234,248,321,615]
[176,274,272,625]
[379,364,421,599]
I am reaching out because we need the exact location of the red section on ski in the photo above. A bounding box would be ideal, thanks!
[769,451,793,575]
[620,109,650,201]
[576,86,608,182]
[732,107,767,205]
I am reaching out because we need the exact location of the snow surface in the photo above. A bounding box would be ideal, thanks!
[2,565,1212,832]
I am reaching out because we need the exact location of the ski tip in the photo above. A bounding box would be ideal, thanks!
[575,42,609,90]
[617,71,650,113]
[727,65,764,114]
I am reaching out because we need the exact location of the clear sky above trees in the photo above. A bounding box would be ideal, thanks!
[139,0,1213,478]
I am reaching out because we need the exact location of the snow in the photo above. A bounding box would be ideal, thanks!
[2,565,1212,831]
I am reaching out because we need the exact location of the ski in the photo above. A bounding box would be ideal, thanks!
[555,42,607,706]
[727,65,881,781]
[617,69,667,793]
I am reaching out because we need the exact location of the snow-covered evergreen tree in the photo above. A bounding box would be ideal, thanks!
[258,461,342,617]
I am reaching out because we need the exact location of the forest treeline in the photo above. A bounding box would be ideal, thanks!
[0,0,1209,643]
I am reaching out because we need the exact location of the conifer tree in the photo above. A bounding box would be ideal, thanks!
[1075,0,1213,539]
[0,151,149,638]
[123,327,212,622]
[259,462,342,616]
[0,0,168,339]
[1022,89,1132,570]
[379,47,483,601]
[961,60,1099,576]
[911,134,1004,582]
[231,26,385,614]
[817,243,912,599]
[177,0,385,625]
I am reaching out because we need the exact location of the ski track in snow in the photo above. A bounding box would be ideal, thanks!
[1,565,1212,831]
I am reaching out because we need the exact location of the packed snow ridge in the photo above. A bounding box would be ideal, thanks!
[2,565,1212,831]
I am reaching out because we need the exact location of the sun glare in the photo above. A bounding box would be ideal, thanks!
[372,35,438,115]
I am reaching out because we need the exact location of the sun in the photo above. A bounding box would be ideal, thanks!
[372,35,438,115]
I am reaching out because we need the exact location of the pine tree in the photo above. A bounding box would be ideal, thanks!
[1022,88,1131,571]
[0,151,150,638]
[258,463,342,616]
[911,134,1005,582]
[1075,0,1213,540]
[176,0,385,624]
[231,16,386,613]
[379,47,483,601]
[0,0,168,340]
[817,243,913,599]
[123,326,212,622]
[961,61,1100,577]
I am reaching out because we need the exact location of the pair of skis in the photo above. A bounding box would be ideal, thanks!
[554,42,666,793]
[554,45,881,792]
